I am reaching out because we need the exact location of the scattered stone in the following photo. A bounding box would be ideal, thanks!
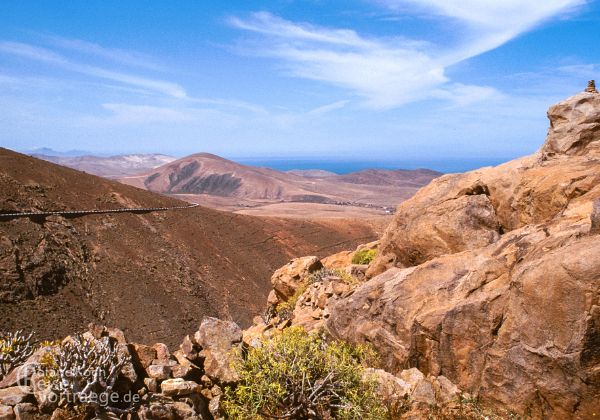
[208,395,221,419]
[364,368,411,402]
[146,365,171,380]
[138,403,176,420]
[30,372,58,413]
[170,401,196,419]
[399,368,425,391]
[0,405,14,420]
[0,387,31,406]
[131,344,157,369]
[411,379,436,405]
[153,343,171,362]
[160,378,201,397]
[179,335,199,361]
[0,347,51,389]
[144,378,159,394]
[12,403,37,420]
[433,375,460,404]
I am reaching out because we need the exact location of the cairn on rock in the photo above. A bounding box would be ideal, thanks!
[585,79,597,93]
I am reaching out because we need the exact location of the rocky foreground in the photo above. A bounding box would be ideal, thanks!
[264,87,600,418]
[1,87,599,419]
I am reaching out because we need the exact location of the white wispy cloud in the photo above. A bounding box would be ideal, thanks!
[46,35,164,70]
[229,1,584,108]
[0,41,186,98]
[101,103,192,124]
[308,100,350,115]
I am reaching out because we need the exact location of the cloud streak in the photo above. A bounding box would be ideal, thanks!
[0,41,186,98]
[230,1,584,108]
[46,35,164,70]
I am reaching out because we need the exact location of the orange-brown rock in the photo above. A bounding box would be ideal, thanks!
[270,256,322,302]
[369,90,600,277]
[321,250,353,269]
[329,90,600,418]
[541,90,600,158]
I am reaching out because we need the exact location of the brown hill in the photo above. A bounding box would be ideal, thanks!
[0,148,381,346]
[120,153,440,209]
[32,153,176,178]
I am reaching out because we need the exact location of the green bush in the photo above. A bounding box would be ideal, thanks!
[222,327,385,419]
[351,249,377,265]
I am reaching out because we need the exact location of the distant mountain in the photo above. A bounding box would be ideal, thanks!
[120,152,441,208]
[32,153,176,178]
[287,169,337,178]
[336,168,441,186]
[28,147,95,157]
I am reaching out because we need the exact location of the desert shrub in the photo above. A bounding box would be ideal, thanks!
[45,334,132,416]
[222,326,386,419]
[0,330,36,379]
[307,267,357,285]
[307,267,338,284]
[351,249,377,265]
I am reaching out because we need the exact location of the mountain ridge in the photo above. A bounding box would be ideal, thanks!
[0,148,383,346]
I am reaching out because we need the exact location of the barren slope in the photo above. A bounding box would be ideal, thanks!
[120,153,440,209]
[0,148,380,346]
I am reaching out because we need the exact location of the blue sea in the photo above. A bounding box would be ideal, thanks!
[236,158,513,174]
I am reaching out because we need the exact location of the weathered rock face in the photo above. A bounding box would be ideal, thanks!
[541,91,600,158]
[270,256,322,302]
[369,89,600,277]
[329,89,600,418]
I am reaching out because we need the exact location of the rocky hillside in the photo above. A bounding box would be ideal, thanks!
[0,148,381,346]
[261,87,600,418]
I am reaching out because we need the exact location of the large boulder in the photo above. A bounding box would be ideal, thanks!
[329,204,600,418]
[541,90,600,158]
[194,317,242,384]
[270,256,322,302]
[369,89,600,277]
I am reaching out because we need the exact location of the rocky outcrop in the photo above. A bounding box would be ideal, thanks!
[541,90,600,158]
[328,87,600,418]
[369,88,600,277]
[269,256,322,303]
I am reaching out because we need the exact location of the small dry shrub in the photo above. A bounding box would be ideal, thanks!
[222,326,386,419]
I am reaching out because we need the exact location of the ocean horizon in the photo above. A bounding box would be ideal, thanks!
[235,157,514,174]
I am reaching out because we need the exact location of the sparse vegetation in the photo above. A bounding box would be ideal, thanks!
[352,249,377,265]
[275,283,309,320]
[222,326,386,419]
[46,334,132,416]
[0,330,36,379]
[308,267,357,285]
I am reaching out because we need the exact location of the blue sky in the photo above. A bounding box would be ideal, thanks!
[1,0,599,160]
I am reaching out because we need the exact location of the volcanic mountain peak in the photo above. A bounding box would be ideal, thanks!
[121,152,441,209]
